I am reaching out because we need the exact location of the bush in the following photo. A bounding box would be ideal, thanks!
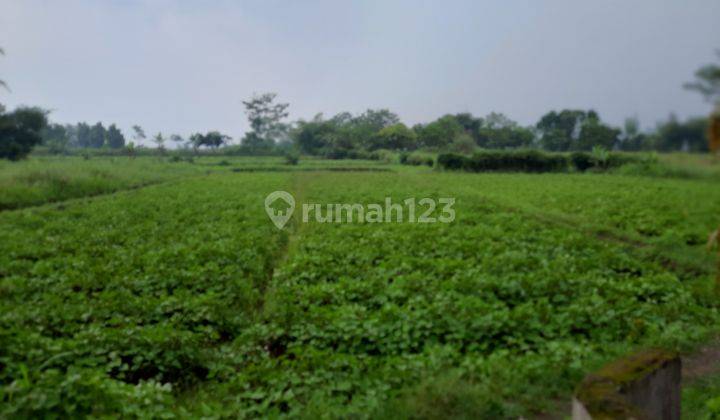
[571,151,645,172]
[401,152,434,167]
[0,107,48,161]
[437,153,467,170]
[375,149,398,164]
[445,150,569,173]
[284,151,300,165]
[570,152,594,172]
[438,150,647,173]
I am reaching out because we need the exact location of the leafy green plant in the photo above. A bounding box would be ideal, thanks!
[284,151,300,165]
[590,146,610,169]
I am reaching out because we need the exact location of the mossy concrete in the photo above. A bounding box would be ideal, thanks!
[573,348,681,420]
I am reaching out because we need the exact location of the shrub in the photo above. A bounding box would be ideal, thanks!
[437,153,467,170]
[570,152,594,172]
[0,107,47,161]
[375,149,398,164]
[284,151,300,165]
[438,149,652,173]
[402,152,434,167]
[571,151,645,172]
[605,153,643,169]
[467,150,567,173]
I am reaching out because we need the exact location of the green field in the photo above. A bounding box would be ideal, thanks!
[1,155,719,418]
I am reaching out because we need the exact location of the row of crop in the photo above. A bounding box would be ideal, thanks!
[436,149,647,173]
[443,171,720,255]
[181,172,719,417]
[0,173,289,417]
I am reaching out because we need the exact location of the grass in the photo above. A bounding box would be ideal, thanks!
[0,155,389,211]
[0,156,213,210]
[683,374,720,419]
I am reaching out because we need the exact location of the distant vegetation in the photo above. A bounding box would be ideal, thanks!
[1,49,719,162]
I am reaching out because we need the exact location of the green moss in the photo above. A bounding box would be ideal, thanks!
[575,349,678,419]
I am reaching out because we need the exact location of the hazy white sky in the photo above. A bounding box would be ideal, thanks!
[0,0,718,144]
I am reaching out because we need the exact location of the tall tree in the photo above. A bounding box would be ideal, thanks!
[152,132,165,148]
[241,93,289,148]
[106,124,125,149]
[684,50,720,105]
[415,115,464,148]
[535,110,616,151]
[132,125,146,145]
[654,115,708,152]
[618,117,650,151]
[89,122,106,148]
[41,123,69,154]
[170,134,184,149]
[371,123,417,150]
[476,112,534,149]
[76,122,91,148]
[0,47,7,92]
[191,131,230,149]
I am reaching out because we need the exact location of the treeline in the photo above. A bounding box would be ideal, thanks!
[290,109,711,159]
[30,90,712,159]
[42,122,127,152]
[28,107,713,161]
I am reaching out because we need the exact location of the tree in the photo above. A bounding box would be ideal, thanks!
[370,123,417,150]
[76,122,91,148]
[536,110,593,151]
[290,109,403,156]
[152,132,165,148]
[354,109,400,132]
[241,93,289,148]
[654,115,707,152]
[291,114,334,155]
[618,117,650,151]
[0,47,7,92]
[0,106,48,160]
[684,50,720,105]
[106,124,125,149]
[41,123,69,154]
[416,115,464,148]
[89,122,106,148]
[450,133,477,154]
[577,118,620,151]
[452,113,483,135]
[190,131,230,149]
[170,134,184,149]
[132,125,146,145]
[536,110,618,151]
[476,112,534,149]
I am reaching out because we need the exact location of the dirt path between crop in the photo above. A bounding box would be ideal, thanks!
[254,171,311,315]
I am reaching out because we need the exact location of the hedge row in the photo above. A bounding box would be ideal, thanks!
[399,152,434,167]
[437,150,642,173]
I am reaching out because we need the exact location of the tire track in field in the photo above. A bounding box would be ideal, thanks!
[254,171,311,315]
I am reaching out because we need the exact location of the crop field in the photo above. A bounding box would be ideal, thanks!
[1,156,719,418]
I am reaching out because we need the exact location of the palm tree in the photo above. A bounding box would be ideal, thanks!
[0,47,8,91]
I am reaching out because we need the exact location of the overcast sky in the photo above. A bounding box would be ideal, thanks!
[0,0,718,144]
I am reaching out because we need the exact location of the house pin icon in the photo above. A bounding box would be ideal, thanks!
[264,191,295,229]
